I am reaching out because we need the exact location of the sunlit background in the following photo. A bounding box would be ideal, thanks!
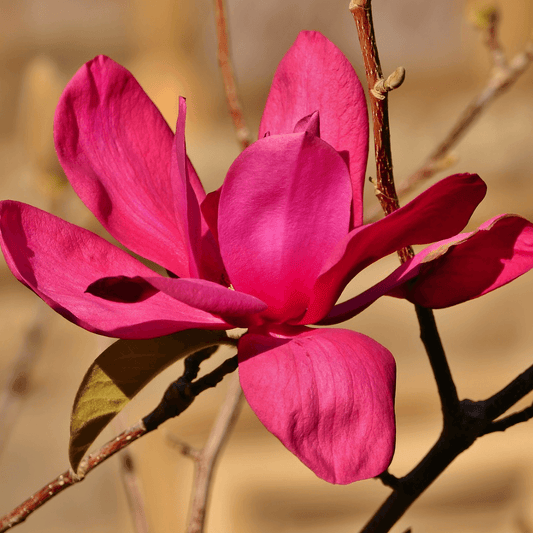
[1,0,533,531]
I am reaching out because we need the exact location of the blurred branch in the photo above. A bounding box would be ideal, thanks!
[0,346,239,532]
[365,7,533,222]
[0,307,48,460]
[212,0,251,150]
[112,414,150,533]
[185,373,243,533]
[0,189,69,461]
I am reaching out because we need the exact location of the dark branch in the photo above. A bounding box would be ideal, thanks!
[482,363,533,421]
[376,470,401,490]
[483,402,533,435]
[415,305,460,423]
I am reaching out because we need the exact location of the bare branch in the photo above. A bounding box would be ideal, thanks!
[212,0,251,150]
[112,415,150,533]
[186,373,243,533]
[483,402,533,435]
[482,363,533,422]
[415,305,460,423]
[0,347,239,532]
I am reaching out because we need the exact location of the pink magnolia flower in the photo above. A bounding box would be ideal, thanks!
[2,31,533,484]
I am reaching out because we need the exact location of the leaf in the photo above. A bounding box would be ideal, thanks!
[69,329,229,472]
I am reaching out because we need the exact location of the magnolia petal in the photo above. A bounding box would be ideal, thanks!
[238,326,396,484]
[0,201,232,338]
[218,132,352,323]
[259,31,368,226]
[54,55,191,276]
[201,188,221,243]
[302,173,487,324]
[170,99,226,283]
[389,214,533,307]
[89,275,267,317]
[293,111,320,137]
[321,214,533,323]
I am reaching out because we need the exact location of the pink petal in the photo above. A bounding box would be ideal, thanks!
[321,214,533,323]
[389,214,533,307]
[302,173,487,324]
[54,56,191,276]
[218,132,352,323]
[238,326,396,484]
[0,201,232,339]
[89,275,267,317]
[170,99,225,283]
[259,31,368,226]
[201,188,221,243]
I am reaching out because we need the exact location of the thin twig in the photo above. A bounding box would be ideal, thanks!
[186,373,243,533]
[349,2,401,212]
[212,0,251,150]
[112,414,150,533]
[365,11,533,222]
[483,402,533,435]
[350,0,459,422]
[0,350,239,532]
[482,362,533,421]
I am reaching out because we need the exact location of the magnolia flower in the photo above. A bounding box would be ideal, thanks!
[1,31,533,484]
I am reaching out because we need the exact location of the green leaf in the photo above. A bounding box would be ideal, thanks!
[69,329,229,472]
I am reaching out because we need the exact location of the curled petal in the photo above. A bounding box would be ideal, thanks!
[89,275,267,317]
[389,214,533,307]
[321,214,533,323]
[303,173,486,324]
[201,188,221,243]
[238,326,396,484]
[54,56,191,276]
[171,99,225,282]
[259,31,368,226]
[0,201,232,339]
[218,132,352,323]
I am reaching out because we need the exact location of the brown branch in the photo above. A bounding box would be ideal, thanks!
[350,1,401,216]
[212,0,251,150]
[186,373,243,533]
[350,1,459,423]
[0,349,239,532]
[112,415,150,533]
[365,9,533,223]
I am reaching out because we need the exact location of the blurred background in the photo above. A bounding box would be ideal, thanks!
[1,0,533,531]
